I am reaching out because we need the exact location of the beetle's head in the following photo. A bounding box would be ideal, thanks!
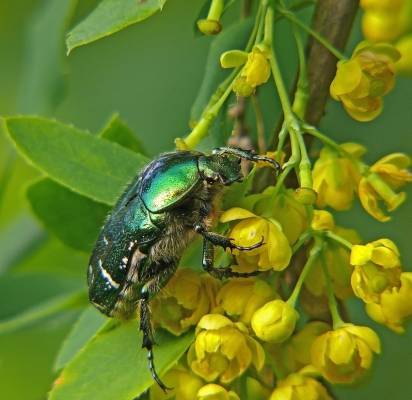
[198,153,242,185]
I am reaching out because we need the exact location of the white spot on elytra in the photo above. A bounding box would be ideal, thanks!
[103,236,109,245]
[98,259,120,289]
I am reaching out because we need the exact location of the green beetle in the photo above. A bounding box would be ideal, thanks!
[88,147,279,390]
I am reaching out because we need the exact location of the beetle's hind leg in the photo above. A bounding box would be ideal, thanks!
[138,262,177,392]
[194,223,264,252]
[201,239,259,279]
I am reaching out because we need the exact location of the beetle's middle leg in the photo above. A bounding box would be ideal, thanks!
[139,261,177,392]
[201,239,259,279]
[194,223,264,251]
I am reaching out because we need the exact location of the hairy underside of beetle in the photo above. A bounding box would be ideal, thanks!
[111,181,223,319]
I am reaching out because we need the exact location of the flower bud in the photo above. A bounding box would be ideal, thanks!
[220,50,248,68]
[311,210,335,231]
[311,324,381,384]
[251,299,299,343]
[197,19,222,35]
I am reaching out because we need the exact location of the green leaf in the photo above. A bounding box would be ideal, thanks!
[0,309,81,400]
[0,291,87,335]
[27,178,109,252]
[191,18,253,121]
[100,113,147,156]
[66,0,168,54]
[4,116,149,205]
[18,0,78,114]
[54,306,107,371]
[49,323,194,400]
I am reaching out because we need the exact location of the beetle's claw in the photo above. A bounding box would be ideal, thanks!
[147,349,172,393]
[228,236,264,252]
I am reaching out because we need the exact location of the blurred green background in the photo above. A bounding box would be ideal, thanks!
[0,1,411,399]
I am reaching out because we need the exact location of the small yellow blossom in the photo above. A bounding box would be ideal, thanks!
[152,269,220,335]
[288,321,331,368]
[366,272,412,333]
[351,239,401,268]
[359,153,412,221]
[254,188,309,244]
[306,225,361,300]
[150,365,204,400]
[269,373,332,400]
[220,208,292,272]
[330,42,400,121]
[311,324,381,384]
[232,47,270,96]
[251,299,299,343]
[246,377,271,400]
[312,144,364,211]
[188,314,265,383]
[311,210,335,231]
[216,278,277,324]
[197,384,239,400]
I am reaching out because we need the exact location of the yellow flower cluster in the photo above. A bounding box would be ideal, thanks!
[313,145,412,221]
[330,42,400,121]
[350,239,412,332]
[361,0,412,76]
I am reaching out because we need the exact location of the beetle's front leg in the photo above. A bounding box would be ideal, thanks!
[139,262,177,392]
[194,223,264,252]
[212,146,280,172]
[201,239,259,279]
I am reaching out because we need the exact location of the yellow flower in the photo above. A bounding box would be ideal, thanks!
[232,47,270,96]
[220,208,292,272]
[330,42,400,121]
[366,272,412,333]
[311,210,335,231]
[216,278,277,324]
[188,314,265,383]
[151,269,220,335]
[269,373,332,400]
[351,239,401,268]
[288,321,331,368]
[311,324,381,384]
[312,144,364,211]
[359,153,412,221]
[150,365,204,400]
[251,299,299,343]
[254,188,309,244]
[305,225,361,300]
[197,384,239,400]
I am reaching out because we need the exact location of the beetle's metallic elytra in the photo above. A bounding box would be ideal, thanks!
[87,147,279,390]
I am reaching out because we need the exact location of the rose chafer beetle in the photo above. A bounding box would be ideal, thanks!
[87,147,279,390]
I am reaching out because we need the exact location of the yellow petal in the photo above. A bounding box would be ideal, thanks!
[330,60,363,98]
[197,314,233,331]
[220,207,257,222]
[358,178,390,222]
[344,324,381,353]
[327,330,355,365]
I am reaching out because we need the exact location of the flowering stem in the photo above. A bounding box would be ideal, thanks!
[278,7,347,60]
[181,75,239,149]
[320,250,345,328]
[287,238,323,307]
[251,94,266,153]
[325,231,352,251]
[302,123,344,153]
[292,229,313,254]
